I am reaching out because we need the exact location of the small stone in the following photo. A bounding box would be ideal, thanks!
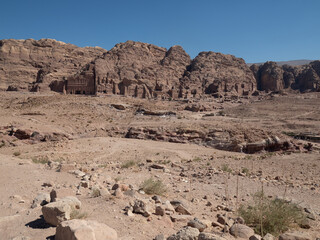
[198,232,226,240]
[250,234,262,240]
[155,205,165,216]
[187,218,207,232]
[262,233,275,240]
[80,181,89,188]
[175,204,192,215]
[170,214,193,223]
[113,188,124,199]
[154,234,164,240]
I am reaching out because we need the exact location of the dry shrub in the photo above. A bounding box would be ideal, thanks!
[238,192,306,236]
[121,160,136,169]
[140,178,167,196]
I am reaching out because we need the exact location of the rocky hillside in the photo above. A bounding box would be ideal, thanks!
[180,51,256,97]
[0,39,257,98]
[71,41,256,98]
[250,61,320,92]
[0,39,106,91]
[1,38,319,96]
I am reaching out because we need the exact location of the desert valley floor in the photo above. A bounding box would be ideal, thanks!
[0,91,319,240]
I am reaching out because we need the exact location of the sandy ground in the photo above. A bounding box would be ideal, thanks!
[0,91,319,239]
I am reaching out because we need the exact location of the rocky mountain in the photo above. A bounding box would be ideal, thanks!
[249,59,314,66]
[67,41,256,99]
[0,38,106,91]
[67,41,192,98]
[0,38,319,96]
[250,61,320,92]
[180,51,256,97]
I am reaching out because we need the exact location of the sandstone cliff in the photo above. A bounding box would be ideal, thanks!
[67,41,191,98]
[0,38,106,91]
[180,52,256,97]
[251,61,320,92]
[69,41,257,98]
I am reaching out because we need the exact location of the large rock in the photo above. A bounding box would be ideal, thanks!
[31,193,50,208]
[0,38,106,91]
[180,51,257,97]
[229,223,254,238]
[68,41,191,98]
[41,196,81,226]
[187,218,207,232]
[55,219,117,240]
[132,199,155,217]
[167,227,200,240]
[251,60,320,93]
[278,232,311,240]
[258,61,284,91]
[198,233,226,240]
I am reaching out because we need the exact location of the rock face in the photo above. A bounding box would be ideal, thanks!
[180,51,257,97]
[0,39,106,91]
[68,41,191,98]
[1,38,258,98]
[55,219,117,240]
[251,61,320,92]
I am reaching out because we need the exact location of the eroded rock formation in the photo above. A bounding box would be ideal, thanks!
[0,38,106,91]
[251,61,320,92]
[180,52,257,97]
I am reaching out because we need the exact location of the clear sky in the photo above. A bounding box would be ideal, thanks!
[1,0,319,63]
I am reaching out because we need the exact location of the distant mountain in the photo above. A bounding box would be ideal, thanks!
[248,59,315,66]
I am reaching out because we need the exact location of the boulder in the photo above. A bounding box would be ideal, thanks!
[42,196,81,226]
[31,193,50,208]
[55,219,117,240]
[229,224,254,238]
[198,233,227,240]
[278,232,311,240]
[132,199,155,217]
[167,227,199,240]
[187,218,207,232]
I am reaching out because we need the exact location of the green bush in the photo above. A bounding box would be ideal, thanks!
[238,192,306,236]
[140,178,167,196]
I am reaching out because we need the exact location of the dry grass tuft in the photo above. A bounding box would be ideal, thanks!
[140,178,167,196]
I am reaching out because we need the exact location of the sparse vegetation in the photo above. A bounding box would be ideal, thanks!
[140,177,167,196]
[238,192,306,236]
[13,151,21,156]
[221,164,232,173]
[0,140,5,148]
[90,188,101,198]
[121,160,136,169]
[193,157,202,162]
[241,167,250,176]
[114,177,122,183]
[70,209,88,219]
[32,156,49,164]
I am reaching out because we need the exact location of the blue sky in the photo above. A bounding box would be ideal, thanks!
[1,0,319,63]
